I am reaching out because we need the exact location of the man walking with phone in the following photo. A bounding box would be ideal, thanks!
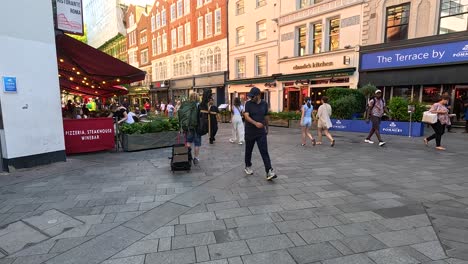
[243,87,276,181]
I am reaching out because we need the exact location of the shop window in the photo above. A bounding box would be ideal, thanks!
[422,86,441,104]
[296,25,307,56]
[392,86,412,100]
[439,0,468,34]
[236,0,245,15]
[328,18,340,51]
[385,4,410,42]
[236,27,245,45]
[310,22,322,54]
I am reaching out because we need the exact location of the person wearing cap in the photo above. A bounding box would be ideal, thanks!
[365,89,388,146]
[243,87,276,181]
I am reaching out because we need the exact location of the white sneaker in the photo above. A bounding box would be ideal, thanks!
[238,141,244,145]
[229,139,235,143]
[364,139,374,144]
[379,141,386,146]
[266,169,277,181]
[244,167,254,175]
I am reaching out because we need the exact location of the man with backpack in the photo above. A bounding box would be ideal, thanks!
[178,93,202,165]
[365,89,388,146]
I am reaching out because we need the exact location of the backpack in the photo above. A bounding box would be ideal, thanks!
[365,97,385,119]
[178,101,199,131]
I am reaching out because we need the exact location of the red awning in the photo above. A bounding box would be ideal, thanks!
[55,33,145,97]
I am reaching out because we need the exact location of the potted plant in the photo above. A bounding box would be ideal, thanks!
[120,118,180,151]
[269,111,301,128]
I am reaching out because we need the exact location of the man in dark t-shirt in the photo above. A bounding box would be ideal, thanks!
[243,87,276,181]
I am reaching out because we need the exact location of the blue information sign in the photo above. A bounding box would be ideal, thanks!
[3,77,17,92]
[361,40,468,71]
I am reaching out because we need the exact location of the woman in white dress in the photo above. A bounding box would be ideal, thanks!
[316,96,335,146]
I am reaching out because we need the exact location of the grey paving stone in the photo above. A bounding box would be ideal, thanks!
[242,250,296,264]
[195,245,210,263]
[439,227,468,244]
[206,201,240,212]
[248,204,283,214]
[235,223,280,240]
[124,202,190,235]
[102,204,140,214]
[288,242,342,264]
[170,187,216,208]
[373,227,437,247]
[298,227,344,244]
[227,257,243,264]
[126,196,154,204]
[208,241,251,260]
[45,226,144,264]
[223,218,237,229]
[102,255,145,264]
[343,211,384,223]
[6,253,59,264]
[174,224,186,236]
[186,220,226,234]
[340,235,387,253]
[323,253,375,264]
[145,248,195,264]
[316,190,353,198]
[367,192,402,200]
[102,213,117,223]
[52,224,92,239]
[22,209,83,237]
[213,229,241,243]
[329,240,354,255]
[0,221,49,255]
[171,232,216,249]
[86,223,121,236]
[275,219,316,233]
[197,260,228,264]
[286,232,307,246]
[114,211,145,222]
[310,216,343,227]
[234,214,273,227]
[139,202,164,211]
[336,221,389,236]
[378,214,431,231]
[278,209,316,220]
[367,248,421,264]
[75,214,105,225]
[11,239,57,257]
[410,241,447,260]
[49,237,94,253]
[215,208,252,219]
[112,239,159,258]
[280,201,317,210]
[158,237,171,252]
[142,226,174,240]
[246,234,294,253]
[179,212,216,224]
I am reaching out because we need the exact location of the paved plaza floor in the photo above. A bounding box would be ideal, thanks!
[1,124,468,264]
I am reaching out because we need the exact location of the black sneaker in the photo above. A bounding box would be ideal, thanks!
[266,169,277,181]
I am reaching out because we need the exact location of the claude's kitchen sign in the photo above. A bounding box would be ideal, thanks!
[293,61,333,70]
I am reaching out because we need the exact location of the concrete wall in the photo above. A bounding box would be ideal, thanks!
[0,0,65,170]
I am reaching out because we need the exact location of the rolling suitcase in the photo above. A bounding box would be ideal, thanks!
[170,133,191,172]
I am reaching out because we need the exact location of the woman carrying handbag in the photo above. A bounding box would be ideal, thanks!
[424,94,451,150]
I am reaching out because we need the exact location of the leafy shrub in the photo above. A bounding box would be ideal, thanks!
[269,111,301,120]
[120,118,180,135]
[358,83,377,102]
[326,88,366,117]
[330,95,357,119]
[387,97,425,122]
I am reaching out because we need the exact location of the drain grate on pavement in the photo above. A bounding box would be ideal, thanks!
[0,209,84,257]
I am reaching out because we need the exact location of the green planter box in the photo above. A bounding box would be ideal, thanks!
[122,131,179,152]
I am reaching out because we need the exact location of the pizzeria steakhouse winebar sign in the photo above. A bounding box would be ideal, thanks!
[54,0,84,35]
[361,40,468,70]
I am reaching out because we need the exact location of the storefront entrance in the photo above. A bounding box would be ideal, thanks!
[283,86,308,111]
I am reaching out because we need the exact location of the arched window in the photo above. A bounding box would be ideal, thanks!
[200,50,206,73]
[186,54,192,74]
[173,57,179,76]
[207,48,214,72]
[158,62,163,80]
[179,55,185,76]
[214,47,221,71]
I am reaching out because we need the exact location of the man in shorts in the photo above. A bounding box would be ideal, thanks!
[365,89,388,146]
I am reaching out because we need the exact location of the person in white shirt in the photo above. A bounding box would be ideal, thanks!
[229,98,245,145]
[316,96,335,146]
